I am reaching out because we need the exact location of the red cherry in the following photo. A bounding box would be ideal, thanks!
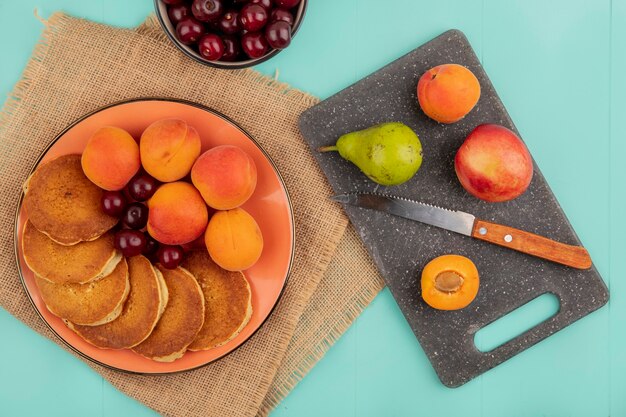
[142,233,160,257]
[192,0,224,22]
[176,17,206,44]
[239,4,268,32]
[265,20,291,49]
[167,3,191,25]
[157,245,184,269]
[274,0,300,8]
[218,10,240,35]
[101,191,127,217]
[162,0,184,5]
[114,230,147,257]
[127,173,158,201]
[121,203,149,230]
[242,32,269,58]
[270,8,294,26]
[250,0,272,9]
[198,33,225,61]
[221,35,241,61]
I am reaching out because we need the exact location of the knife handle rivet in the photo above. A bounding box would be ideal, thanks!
[478,227,487,235]
[504,234,513,243]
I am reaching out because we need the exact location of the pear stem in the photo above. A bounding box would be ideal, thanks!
[318,145,338,152]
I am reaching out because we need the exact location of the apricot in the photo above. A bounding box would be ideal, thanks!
[191,145,257,210]
[140,119,201,182]
[81,126,140,191]
[204,208,263,271]
[147,182,208,245]
[421,254,479,310]
[417,64,481,124]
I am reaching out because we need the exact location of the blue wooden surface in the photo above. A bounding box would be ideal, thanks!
[0,1,624,416]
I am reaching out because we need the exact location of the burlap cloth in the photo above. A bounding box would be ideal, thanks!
[0,12,385,417]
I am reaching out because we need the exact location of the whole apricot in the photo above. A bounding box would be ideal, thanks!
[191,145,257,210]
[147,182,208,245]
[81,126,140,191]
[417,64,480,124]
[140,119,201,182]
[204,208,263,271]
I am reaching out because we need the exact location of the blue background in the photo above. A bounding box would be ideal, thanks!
[1,0,625,416]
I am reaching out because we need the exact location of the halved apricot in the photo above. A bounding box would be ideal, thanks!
[420,254,479,310]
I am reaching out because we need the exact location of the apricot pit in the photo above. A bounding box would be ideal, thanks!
[421,254,479,310]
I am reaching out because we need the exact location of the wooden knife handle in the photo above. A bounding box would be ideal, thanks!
[471,219,592,270]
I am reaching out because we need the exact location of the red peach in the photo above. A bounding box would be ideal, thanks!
[455,124,533,202]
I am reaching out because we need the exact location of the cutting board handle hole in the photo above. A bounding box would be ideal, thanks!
[474,293,560,353]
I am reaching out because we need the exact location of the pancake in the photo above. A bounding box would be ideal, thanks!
[67,255,168,349]
[182,250,252,351]
[35,258,130,326]
[22,220,121,284]
[132,265,204,362]
[23,154,118,245]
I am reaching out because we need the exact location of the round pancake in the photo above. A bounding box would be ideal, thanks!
[182,250,252,351]
[23,154,118,245]
[35,258,130,326]
[22,220,120,284]
[133,265,204,362]
[67,255,168,349]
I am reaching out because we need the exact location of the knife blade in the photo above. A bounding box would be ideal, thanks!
[331,193,592,270]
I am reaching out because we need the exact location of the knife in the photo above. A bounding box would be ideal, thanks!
[331,193,592,270]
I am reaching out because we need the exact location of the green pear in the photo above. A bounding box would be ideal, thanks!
[319,122,423,186]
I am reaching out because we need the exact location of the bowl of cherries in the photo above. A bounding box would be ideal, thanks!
[155,0,307,69]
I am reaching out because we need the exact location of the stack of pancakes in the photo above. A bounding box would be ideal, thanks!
[21,155,253,362]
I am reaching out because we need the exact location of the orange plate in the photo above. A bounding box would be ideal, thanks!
[14,98,294,374]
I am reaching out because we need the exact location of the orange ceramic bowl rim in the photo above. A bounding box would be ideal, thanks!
[13,97,295,375]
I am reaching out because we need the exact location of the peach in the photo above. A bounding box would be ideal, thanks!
[81,126,140,191]
[191,145,257,210]
[417,64,481,124]
[204,208,263,271]
[147,182,209,245]
[455,124,533,202]
[140,119,201,182]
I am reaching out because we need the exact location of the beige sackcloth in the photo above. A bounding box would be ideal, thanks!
[0,13,385,417]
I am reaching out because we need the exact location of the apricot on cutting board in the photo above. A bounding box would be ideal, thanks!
[81,126,140,191]
[421,254,479,310]
[417,63,480,124]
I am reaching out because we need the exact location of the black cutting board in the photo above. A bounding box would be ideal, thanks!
[298,30,608,387]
